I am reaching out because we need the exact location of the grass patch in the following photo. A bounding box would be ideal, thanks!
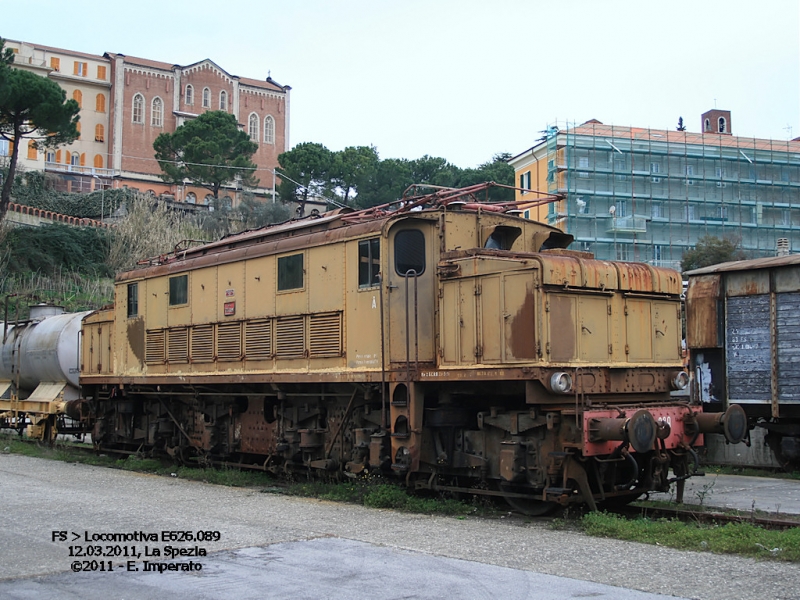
[284,478,476,516]
[580,511,800,562]
[703,464,800,481]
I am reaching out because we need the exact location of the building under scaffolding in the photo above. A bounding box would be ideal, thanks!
[509,111,800,269]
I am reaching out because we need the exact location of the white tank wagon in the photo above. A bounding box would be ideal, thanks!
[0,306,93,440]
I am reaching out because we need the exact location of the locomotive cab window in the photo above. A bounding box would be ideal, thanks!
[278,253,304,291]
[394,230,425,276]
[358,238,380,288]
[127,283,139,318]
[169,275,188,306]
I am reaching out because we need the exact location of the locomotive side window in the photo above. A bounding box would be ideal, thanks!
[358,238,380,287]
[395,230,425,276]
[278,253,304,291]
[169,275,188,306]
[127,283,139,318]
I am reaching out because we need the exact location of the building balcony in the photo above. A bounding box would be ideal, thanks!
[45,161,115,178]
[607,215,648,233]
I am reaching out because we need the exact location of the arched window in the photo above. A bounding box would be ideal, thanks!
[704,118,711,132]
[72,89,82,108]
[186,192,197,204]
[202,87,210,108]
[27,141,37,160]
[248,113,259,142]
[46,150,55,163]
[95,123,104,142]
[76,122,81,139]
[94,154,103,168]
[718,117,727,133]
[132,93,144,124]
[264,115,275,144]
[219,90,227,111]
[152,97,163,127]
[185,84,194,105]
[71,152,80,166]
[96,93,106,113]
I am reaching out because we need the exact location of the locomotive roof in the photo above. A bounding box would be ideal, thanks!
[122,182,565,281]
[685,254,800,276]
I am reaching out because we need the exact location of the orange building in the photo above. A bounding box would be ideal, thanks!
[4,39,290,205]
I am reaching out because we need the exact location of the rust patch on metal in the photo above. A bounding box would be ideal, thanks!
[126,317,145,365]
[509,289,537,359]
[685,275,721,349]
[549,295,575,361]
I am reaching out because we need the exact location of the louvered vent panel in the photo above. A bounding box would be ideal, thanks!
[245,319,272,359]
[217,322,242,360]
[167,328,189,363]
[276,316,305,358]
[309,313,342,357]
[145,330,166,364]
[191,325,214,363]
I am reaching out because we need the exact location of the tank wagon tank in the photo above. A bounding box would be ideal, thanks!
[0,305,91,439]
[686,255,800,468]
[78,183,745,512]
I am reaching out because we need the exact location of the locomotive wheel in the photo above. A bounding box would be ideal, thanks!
[499,483,558,516]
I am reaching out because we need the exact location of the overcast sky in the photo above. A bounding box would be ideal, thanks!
[3,0,798,168]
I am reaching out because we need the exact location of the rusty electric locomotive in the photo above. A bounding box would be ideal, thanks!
[5,184,748,512]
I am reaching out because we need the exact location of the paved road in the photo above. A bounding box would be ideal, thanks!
[1,454,798,600]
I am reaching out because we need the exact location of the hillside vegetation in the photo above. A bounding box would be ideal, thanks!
[0,167,290,318]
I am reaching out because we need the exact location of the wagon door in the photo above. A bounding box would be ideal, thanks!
[386,222,436,366]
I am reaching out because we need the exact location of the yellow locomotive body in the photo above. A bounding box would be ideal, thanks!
[80,191,745,511]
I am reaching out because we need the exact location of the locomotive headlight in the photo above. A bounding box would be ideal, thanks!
[671,371,689,390]
[549,372,573,394]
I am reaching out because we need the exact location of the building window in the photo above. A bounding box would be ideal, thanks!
[186,192,196,204]
[151,97,163,127]
[395,229,425,276]
[617,244,631,261]
[248,113,259,142]
[50,57,60,72]
[70,152,80,166]
[264,115,275,144]
[96,93,106,113]
[202,87,210,108]
[127,283,139,318]
[27,141,37,160]
[219,90,228,111]
[169,275,188,306]
[74,61,87,76]
[651,202,663,219]
[132,93,144,124]
[650,162,660,174]
[278,254,304,291]
[76,122,81,140]
[653,245,663,263]
[72,89,82,108]
[185,84,194,105]
[46,150,55,163]
[615,200,627,218]
[97,65,107,80]
[576,197,588,214]
[95,123,104,142]
[578,156,589,169]
[519,171,531,193]
[358,238,381,288]
[718,117,727,133]
[704,118,711,132]
[686,165,694,176]
[94,154,103,169]
[0,139,8,157]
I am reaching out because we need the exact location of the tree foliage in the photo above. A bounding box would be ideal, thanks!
[153,111,258,200]
[681,235,747,272]
[277,144,515,210]
[0,38,80,219]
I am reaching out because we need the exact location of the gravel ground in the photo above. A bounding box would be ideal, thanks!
[0,454,798,600]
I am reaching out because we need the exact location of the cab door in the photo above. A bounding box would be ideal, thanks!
[386,221,436,366]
